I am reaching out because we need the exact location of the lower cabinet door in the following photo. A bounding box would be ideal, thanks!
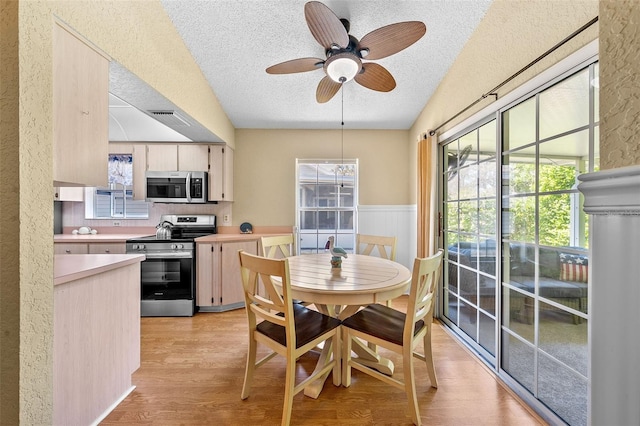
[220,240,257,306]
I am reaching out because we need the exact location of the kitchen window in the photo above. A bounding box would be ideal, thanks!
[85,153,149,219]
[296,160,358,254]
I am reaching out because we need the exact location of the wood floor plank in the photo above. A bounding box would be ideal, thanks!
[101,296,546,425]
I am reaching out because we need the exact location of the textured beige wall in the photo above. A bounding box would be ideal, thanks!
[47,1,234,147]
[408,0,599,203]
[234,129,410,226]
[1,2,21,424]
[599,0,640,169]
[3,1,234,423]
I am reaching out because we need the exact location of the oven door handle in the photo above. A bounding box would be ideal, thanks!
[143,252,193,259]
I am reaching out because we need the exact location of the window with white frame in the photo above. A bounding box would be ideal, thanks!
[296,159,358,254]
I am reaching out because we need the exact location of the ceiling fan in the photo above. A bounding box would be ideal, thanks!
[447,145,472,181]
[266,1,427,103]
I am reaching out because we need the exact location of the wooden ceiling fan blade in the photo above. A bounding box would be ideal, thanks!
[304,1,349,50]
[266,57,324,74]
[316,76,342,103]
[354,63,396,92]
[359,21,426,60]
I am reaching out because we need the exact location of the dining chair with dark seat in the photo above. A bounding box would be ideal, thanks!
[260,234,310,306]
[356,233,398,261]
[341,249,444,426]
[356,233,398,311]
[238,250,342,426]
[260,234,295,259]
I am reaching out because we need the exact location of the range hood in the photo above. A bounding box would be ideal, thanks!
[108,62,224,143]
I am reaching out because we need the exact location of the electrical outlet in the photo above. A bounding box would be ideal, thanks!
[223,215,230,223]
[113,221,121,226]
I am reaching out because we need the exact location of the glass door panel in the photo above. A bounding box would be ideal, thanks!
[498,65,594,426]
[442,119,498,364]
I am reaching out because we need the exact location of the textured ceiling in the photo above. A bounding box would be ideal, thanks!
[159,0,493,130]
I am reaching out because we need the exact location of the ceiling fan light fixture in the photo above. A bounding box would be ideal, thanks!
[324,53,362,83]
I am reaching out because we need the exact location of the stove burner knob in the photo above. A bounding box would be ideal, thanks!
[177,244,184,250]
[132,244,139,250]
[139,244,145,251]
[171,244,177,250]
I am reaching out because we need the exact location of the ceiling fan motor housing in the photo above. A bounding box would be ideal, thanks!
[324,52,362,83]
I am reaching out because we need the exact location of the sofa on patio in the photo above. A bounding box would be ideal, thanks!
[448,240,588,324]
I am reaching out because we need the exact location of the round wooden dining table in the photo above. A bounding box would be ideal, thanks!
[274,253,412,398]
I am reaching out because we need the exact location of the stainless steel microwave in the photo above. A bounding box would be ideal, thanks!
[145,171,208,203]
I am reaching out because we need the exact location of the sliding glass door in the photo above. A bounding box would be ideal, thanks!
[443,119,498,362]
[440,61,598,426]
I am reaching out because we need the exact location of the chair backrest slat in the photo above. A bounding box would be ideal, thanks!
[405,250,444,339]
[239,250,296,344]
[260,234,295,259]
[356,234,397,261]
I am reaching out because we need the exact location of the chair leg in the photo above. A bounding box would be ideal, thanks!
[342,327,353,387]
[241,334,257,399]
[403,345,421,426]
[332,334,342,386]
[423,324,438,388]
[281,352,296,426]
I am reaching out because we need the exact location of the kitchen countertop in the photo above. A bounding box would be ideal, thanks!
[54,254,146,286]
[54,234,152,243]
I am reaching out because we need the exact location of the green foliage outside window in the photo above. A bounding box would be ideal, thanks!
[507,162,579,247]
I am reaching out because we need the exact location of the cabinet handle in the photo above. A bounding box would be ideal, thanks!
[105,249,110,253]
[65,249,71,253]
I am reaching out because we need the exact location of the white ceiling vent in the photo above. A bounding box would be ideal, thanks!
[148,110,191,127]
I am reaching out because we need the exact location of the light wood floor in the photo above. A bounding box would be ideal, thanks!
[102,296,546,425]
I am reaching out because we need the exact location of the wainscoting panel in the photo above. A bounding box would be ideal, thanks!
[358,205,417,269]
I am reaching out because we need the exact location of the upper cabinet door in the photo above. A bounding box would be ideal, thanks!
[146,144,178,171]
[53,23,109,187]
[207,145,234,202]
[223,146,234,201]
[178,144,209,171]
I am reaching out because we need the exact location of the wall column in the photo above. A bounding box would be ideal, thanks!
[578,165,640,425]
[0,2,21,424]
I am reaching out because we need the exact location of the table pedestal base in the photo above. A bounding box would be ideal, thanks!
[303,304,395,399]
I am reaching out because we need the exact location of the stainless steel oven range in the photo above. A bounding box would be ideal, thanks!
[126,214,216,317]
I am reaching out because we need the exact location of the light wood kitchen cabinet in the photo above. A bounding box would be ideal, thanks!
[108,143,147,200]
[55,242,126,255]
[54,243,89,255]
[209,145,234,201]
[88,243,126,254]
[178,144,209,171]
[143,143,234,201]
[197,239,257,311]
[147,143,209,172]
[146,144,178,171]
[53,23,109,187]
[54,187,84,202]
